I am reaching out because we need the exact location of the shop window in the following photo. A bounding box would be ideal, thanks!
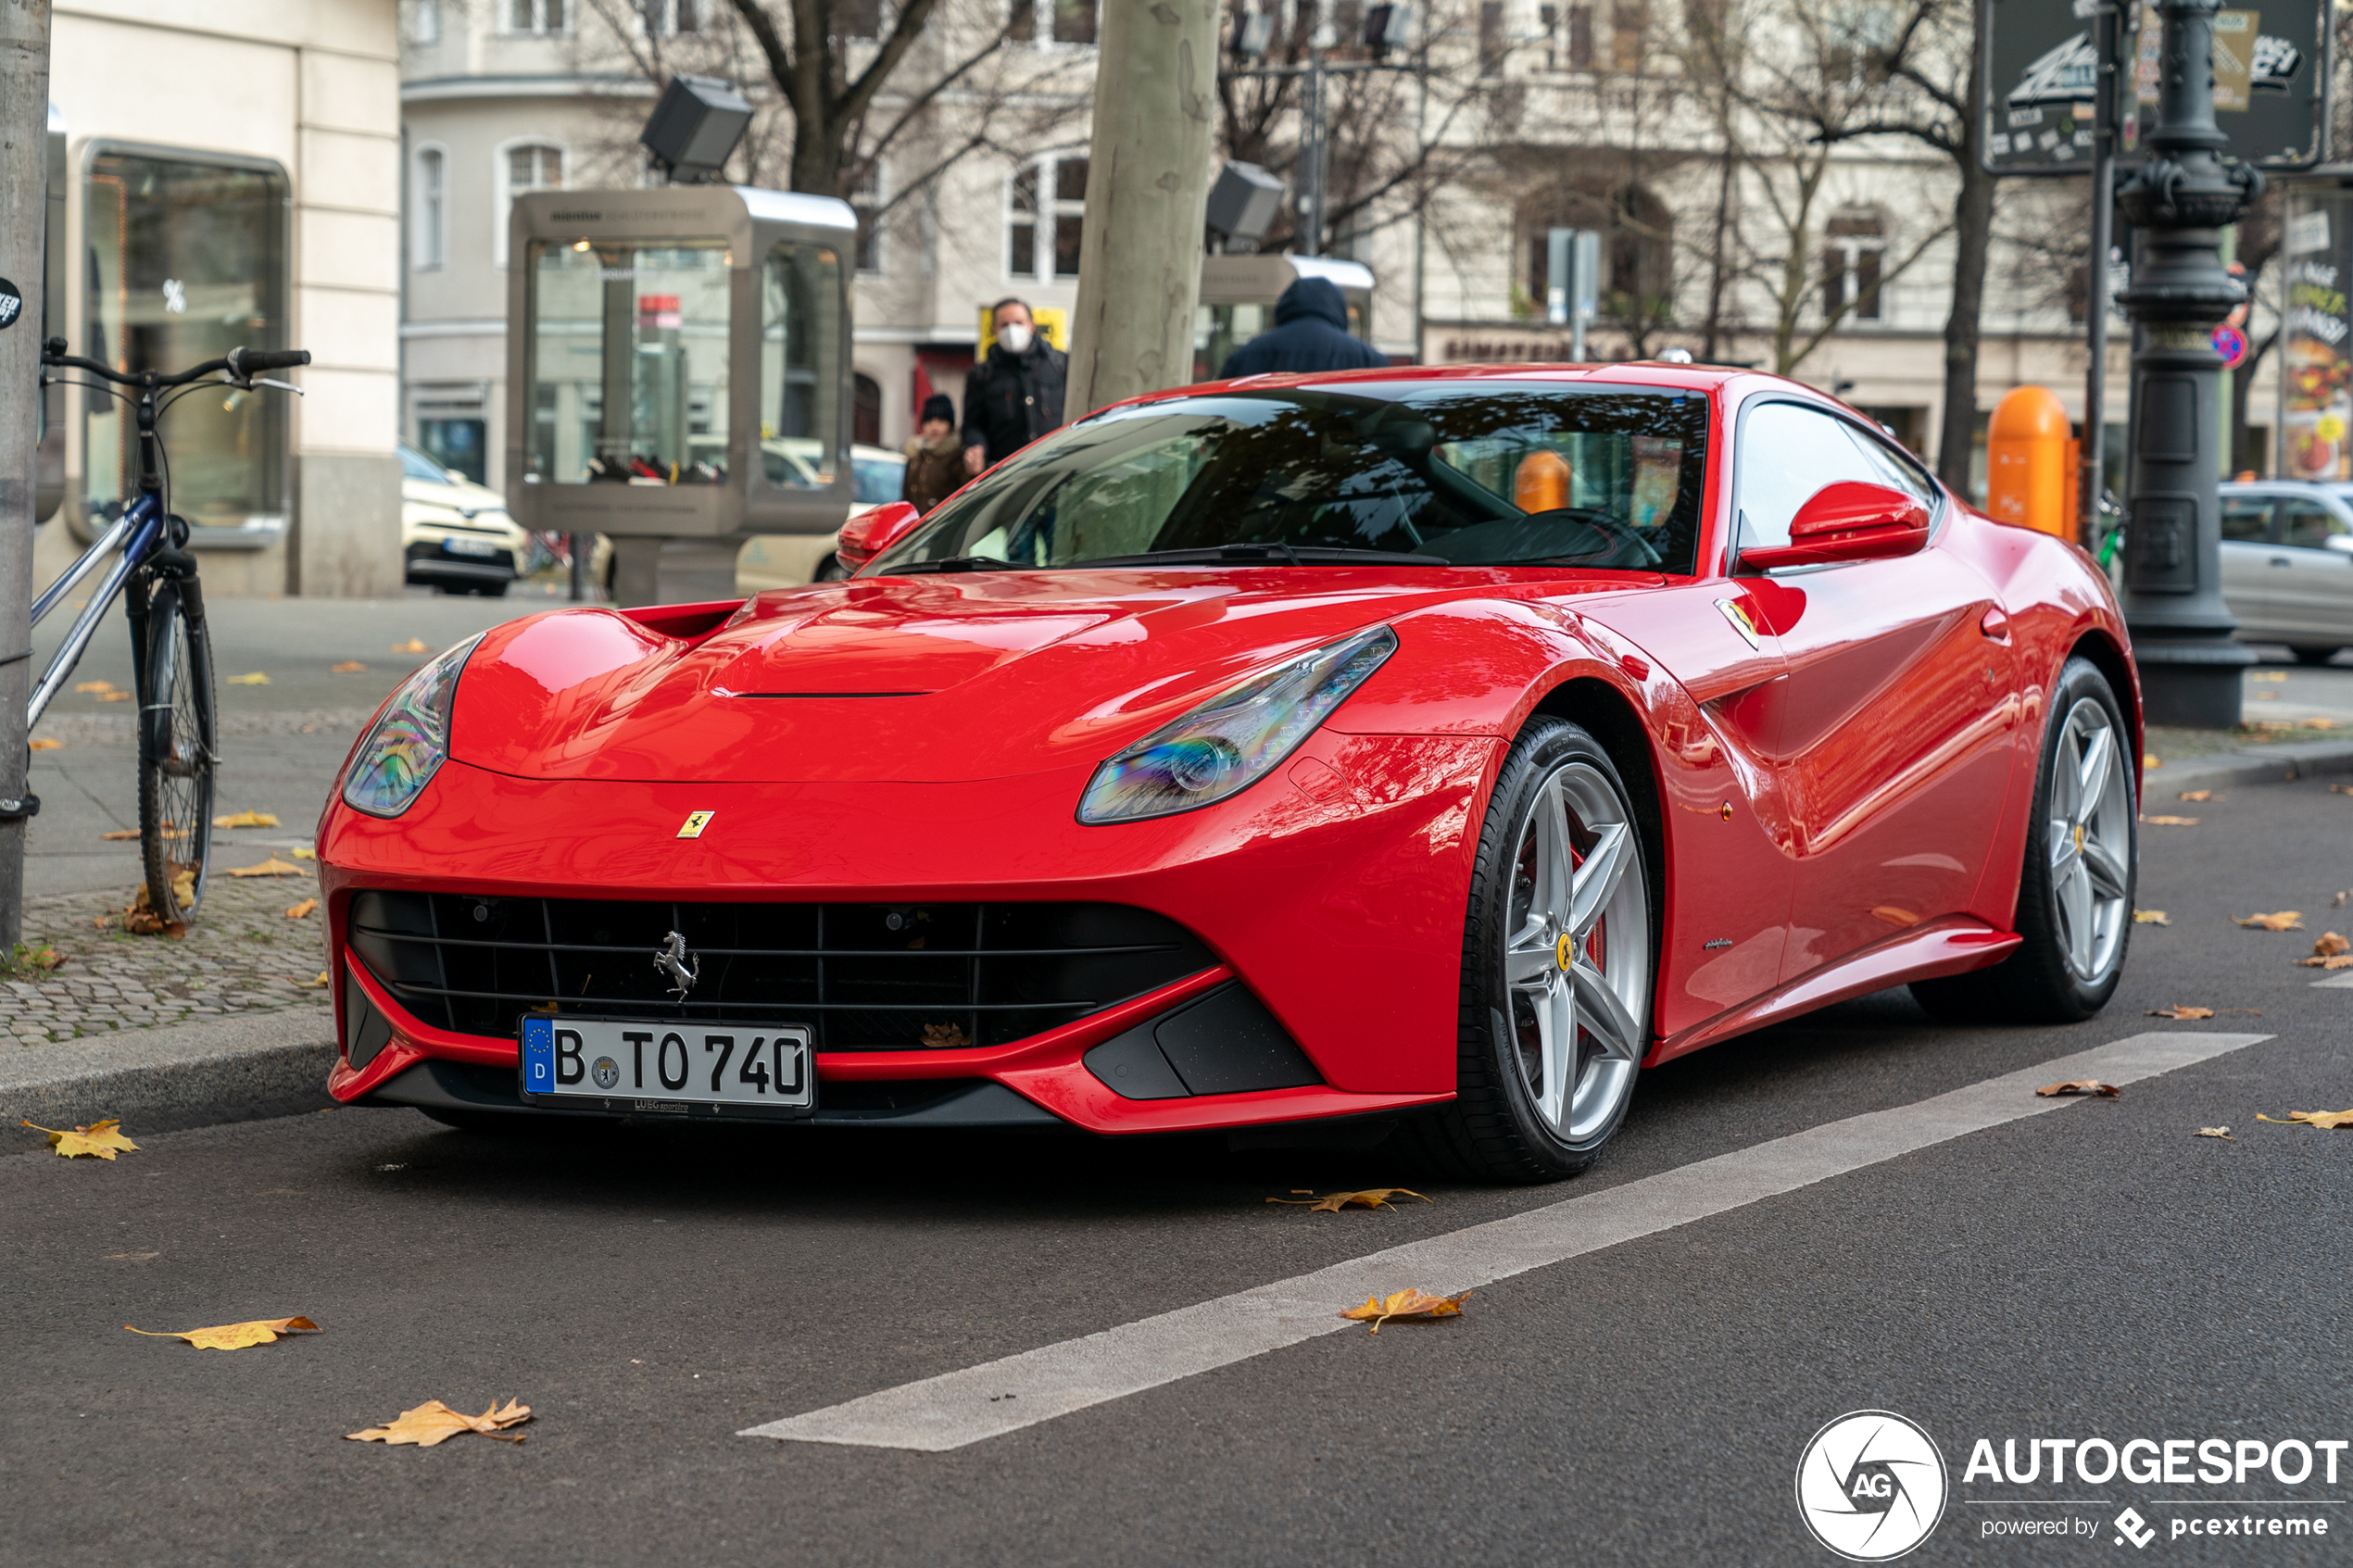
[82,149,288,544]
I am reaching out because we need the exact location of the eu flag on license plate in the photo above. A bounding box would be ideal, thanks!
[522,1015,555,1093]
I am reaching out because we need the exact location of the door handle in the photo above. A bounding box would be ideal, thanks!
[2270,557,2294,568]
[1978,605,2010,643]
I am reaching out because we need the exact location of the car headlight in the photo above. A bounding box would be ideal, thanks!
[1077,625,1398,825]
[340,635,481,818]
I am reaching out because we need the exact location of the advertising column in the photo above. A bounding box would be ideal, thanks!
[2280,193,2353,483]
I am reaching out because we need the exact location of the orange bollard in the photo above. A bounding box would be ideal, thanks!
[1515,449,1570,511]
[1986,385,2076,537]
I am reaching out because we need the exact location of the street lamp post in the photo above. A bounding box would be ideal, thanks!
[2113,0,2260,729]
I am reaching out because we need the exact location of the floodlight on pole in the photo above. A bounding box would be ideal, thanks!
[640,73,753,184]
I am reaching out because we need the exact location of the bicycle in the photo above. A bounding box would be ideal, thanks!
[28,338,310,927]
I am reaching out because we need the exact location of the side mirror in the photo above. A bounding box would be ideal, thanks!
[2324,533,2353,557]
[836,500,923,574]
[1742,482,1931,572]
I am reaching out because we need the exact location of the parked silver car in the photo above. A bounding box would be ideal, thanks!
[2218,482,2353,664]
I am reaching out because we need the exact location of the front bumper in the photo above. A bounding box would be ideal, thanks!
[405,538,519,584]
[318,729,1499,1134]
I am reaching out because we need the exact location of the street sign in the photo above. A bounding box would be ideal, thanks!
[0,278,19,330]
[1982,0,2329,177]
[2212,322,2248,368]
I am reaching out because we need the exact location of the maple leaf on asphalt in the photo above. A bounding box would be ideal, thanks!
[2258,1110,2353,1130]
[2196,1127,2233,1140]
[347,1398,533,1446]
[330,661,368,673]
[1340,1288,1471,1334]
[223,671,270,685]
[212,810,280,829]
[2133,909,2171,925]
[98,828,138,840]
[2233,911,2307,931]
[2313,932,2351,958]
[2037,1080,2123,1098]
[228,858,307,878]
[30,737,60,751]
[2178,790,2214,801]
[1266,1188,1432,1213]
[2297,955,2353,970]
[21,1118,139,1159]
[2143,815,2199,826]
[284,898,319,920]
[125,1316,320,1349]
[2147,1006,2215,1020]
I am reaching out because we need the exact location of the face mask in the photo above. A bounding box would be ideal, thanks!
[999,323,1033,355]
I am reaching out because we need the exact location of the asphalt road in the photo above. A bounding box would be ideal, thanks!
[6,766,2353,1563]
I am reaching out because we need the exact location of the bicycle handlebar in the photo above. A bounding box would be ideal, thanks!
[40,338,309,388]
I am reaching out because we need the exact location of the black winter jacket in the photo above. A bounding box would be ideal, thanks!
[1216,278,1390,378]
[961,339,1070,467]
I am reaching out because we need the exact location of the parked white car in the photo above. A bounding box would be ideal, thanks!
[2217,482,2353,664]
[400,444,529,596]
[736,443,909,592]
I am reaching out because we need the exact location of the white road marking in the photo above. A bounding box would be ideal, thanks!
[2311,971,2353,988]
[740,1031,2270,1453]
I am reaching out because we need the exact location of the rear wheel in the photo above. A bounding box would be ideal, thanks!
[1398,718,1655,1184]
[137,577,217,925]
[1912,656,2134,1022]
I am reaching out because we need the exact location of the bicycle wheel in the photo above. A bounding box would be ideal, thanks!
[138,575,217,923]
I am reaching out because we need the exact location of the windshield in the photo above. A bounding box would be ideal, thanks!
[870,381,1710,576]
[398,444,454,484]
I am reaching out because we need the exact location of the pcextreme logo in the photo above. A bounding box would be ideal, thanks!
[1796,1411,1950,1562]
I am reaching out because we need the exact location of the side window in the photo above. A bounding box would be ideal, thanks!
[1734,401,1907,549]
[2220,496,2274,543]
[2281,499,2348,551]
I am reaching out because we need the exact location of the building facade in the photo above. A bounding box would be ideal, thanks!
[42,0,405,597]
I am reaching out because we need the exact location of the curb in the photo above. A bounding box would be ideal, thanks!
[2149,739,2353,791]
[2,1010,337,1141]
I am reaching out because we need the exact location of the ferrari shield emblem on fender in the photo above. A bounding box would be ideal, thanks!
[677,810,715,839]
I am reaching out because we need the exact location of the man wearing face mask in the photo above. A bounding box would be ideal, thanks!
[961,297,1070,476]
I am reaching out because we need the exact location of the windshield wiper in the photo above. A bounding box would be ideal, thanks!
[1075,543,1448,569]
[883,555,1021,575]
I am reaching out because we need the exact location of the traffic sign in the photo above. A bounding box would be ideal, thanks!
[2212,322,2248,368]
[1982,0,2330,177]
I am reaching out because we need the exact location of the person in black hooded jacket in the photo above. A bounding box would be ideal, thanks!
[1216,276,1391,378]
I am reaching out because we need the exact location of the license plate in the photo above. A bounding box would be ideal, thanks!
[518,1015,813,1118]
[444,536,503,558]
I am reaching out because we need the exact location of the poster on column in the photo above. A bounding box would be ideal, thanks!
[2281,195,2353,483]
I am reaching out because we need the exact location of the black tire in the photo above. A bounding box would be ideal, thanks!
[479,580,511,598]
[1394,718,1656,1184]
[137,576,217,925]
[2290,646,2342,667]
[1912,656,2135,1023]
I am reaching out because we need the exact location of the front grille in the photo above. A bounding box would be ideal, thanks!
[346,893,1214,1051]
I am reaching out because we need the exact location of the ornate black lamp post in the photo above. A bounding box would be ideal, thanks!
[2115,0,2262,728]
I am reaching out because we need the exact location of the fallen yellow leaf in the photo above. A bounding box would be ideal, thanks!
[2178,790,2213,802]
[330,660,368,673]
[2133,909,2171,925]
[2147,1006,2215,1020]
[1340,1287,1470,1335]
[2258,1109,2353,1130]
[224,671,271,685]
[2310,718,2338,730]
[2196,1127,2233,1140]
[2143,753,2161,768]
[212,809,280,829]
[392,637,430,655]
[304,970,331,986]
[2234,911,2307,931]
[21,1117,139,1159]
[96,690,132,703]
[2332,785,2353,797]
[125,1316,320,1350]
[98,828,139,841]
[346,1398,532,1447]
[2297,954,2353,970]
[227,858,305,878]
[2143,815,2199,826]
[73,680,116,695]
[2037,1079,2122,1098]
[119,886,185,939]
[284,897,319,920]
[30,737,61,751]
[290,847,317,860]
[1266,1188,1432,1213]
[2250,670,2288,682]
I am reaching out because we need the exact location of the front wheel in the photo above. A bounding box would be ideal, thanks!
[137,576,217,925]
[1912,656,2134,1022]
[1397,718,1655,1184]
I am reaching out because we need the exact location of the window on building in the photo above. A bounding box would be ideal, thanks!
[648,0,703,31]
[510,144,563,196]
[1052,0,1096,43]
[507,0,569,32]
[1820,208,1886,323]
[83,149,290,542]
[1610,2,1646,69]
[1478,0,1504,75]
[1009,0,1035,41]
[1008,153,1085,281]
[410,0,442,44]
[415,148,445,270]
[850,163,886,274]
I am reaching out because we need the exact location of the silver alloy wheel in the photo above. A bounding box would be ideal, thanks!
[2046,696,2132,981]
[1503,759,1652,1145]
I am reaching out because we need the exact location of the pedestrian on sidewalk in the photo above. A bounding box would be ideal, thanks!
[963,298,1069,476]
[1216,277,1390,378]
[902,395,965,514]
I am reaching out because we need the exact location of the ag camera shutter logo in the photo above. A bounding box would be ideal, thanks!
[1796,1411,1949,1561]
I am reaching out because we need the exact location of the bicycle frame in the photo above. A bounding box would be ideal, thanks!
[26,494,168,728]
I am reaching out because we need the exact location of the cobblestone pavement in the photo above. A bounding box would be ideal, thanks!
[4,859,332,1045]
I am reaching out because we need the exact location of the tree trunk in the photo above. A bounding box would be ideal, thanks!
[1063,0,1219,420]
[1701,146,1734,363]
[1935,6,1994,492]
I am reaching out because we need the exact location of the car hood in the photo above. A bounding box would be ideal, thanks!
[404,476,510,515]
[448,568,1642,784]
